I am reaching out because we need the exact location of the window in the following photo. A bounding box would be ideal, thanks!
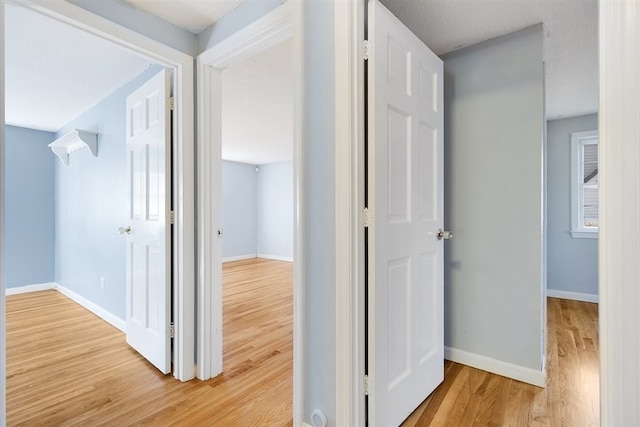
[571,130,599,238]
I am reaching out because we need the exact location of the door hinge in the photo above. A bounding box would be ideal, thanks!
[169,322,175,339]
[363,40,370,61]
[364,375,371,395]
[363,207,374,228]
[167,96,175,111]
[169,210,175,225]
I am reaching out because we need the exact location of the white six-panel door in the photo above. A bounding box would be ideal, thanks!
[368,1,445,425]
[125,69,172,374]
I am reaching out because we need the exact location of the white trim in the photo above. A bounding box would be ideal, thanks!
[222,254,257,263]
[55,284,127,332]
[335,1,365,426]
[291,4,305,426]
[256,254,293,263]
[5,282,56,295]
[196,3,304,425]
[4,0,195,382]
[547,289,599,303]
[599,1,640,425]
[196,56,223,379]
[570,129,599,238]
[197,5,292,68]
[445,347,546,388]
[570,230,598,239]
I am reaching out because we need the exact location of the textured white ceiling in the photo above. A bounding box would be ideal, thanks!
[222,39,293,165]
[124,0,245,34]
[125,0,596,120]
[4,0,597,156]
[5,3,153,132]
[380,0,598,120]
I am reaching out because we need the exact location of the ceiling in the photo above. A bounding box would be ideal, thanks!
[222,39,293,165]
[124,0,245,34]
[4,0,597,163]
[380,0,598,120]
[4,2,153,132]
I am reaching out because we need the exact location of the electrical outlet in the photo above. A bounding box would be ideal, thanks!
[100,277,105,290]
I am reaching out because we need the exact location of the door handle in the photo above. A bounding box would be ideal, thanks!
[437,229,452,240]
[119,226,132,235]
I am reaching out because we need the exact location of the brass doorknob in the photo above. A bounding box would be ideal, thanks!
[119,226,132,235]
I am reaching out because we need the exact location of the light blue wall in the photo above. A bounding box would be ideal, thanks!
[443,26,545,371]
[257,161,293,259]
[197,1,282,54]
[221,160,293,261]
[4,126,55,287]
[222,160,257,259]
[302,1,336,423]
[54,65,164,321]
[547,114,599,296]
[68,0,196,56]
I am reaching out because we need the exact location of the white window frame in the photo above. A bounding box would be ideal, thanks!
[571,129,599,238]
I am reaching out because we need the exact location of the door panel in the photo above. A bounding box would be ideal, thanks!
[368,1,444,425]
[125,69,171,374]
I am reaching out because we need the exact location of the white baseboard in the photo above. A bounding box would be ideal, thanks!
[445,346,545,388]
[55,284,126,332]
[547,289,599,303]
[257,254,294,262]
[222,254,257,263]
[5,282,56,296]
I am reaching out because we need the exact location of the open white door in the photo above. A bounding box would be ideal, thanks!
[367,1,445,425]
[125,69,172,374]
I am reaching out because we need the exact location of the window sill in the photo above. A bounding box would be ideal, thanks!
[571,230,599,239]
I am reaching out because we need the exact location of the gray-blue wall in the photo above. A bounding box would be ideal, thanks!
[443,26,545,372]
[257,161,293,259]
[68,0,196,56]
[4,126,55,287]
[547,114,599,297]
[302,1,336,421]
[54,65,163,320]
[221,160,293,261]
[222,160,257,259]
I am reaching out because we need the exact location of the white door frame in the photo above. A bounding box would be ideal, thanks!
[196,1,305,423]
[1,0,195,382]
[334,0,366,425]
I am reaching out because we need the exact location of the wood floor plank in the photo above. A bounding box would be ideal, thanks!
[402,297,599,427]
[8,274,598,426]
[6,258,293,426]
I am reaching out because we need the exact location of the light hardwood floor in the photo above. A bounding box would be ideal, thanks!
[6,258,293,426]
[7,264,598,426]
[402,298,599,426]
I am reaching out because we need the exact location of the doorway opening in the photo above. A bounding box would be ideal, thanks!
[196,2,303,423]
[219,37,295,422]
[2,0,195,420]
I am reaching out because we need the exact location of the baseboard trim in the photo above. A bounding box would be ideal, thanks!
[257,254,294,262]
[547,289,599,303]
[5,282,56,295]
[445,346,545,388]
[55,284,126,332]
[222,254,257,263]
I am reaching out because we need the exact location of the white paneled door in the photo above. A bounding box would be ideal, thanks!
[367,1,445,425]
[125,69,172,374]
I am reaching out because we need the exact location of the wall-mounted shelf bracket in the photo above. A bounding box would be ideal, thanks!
[48,129,98,166]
